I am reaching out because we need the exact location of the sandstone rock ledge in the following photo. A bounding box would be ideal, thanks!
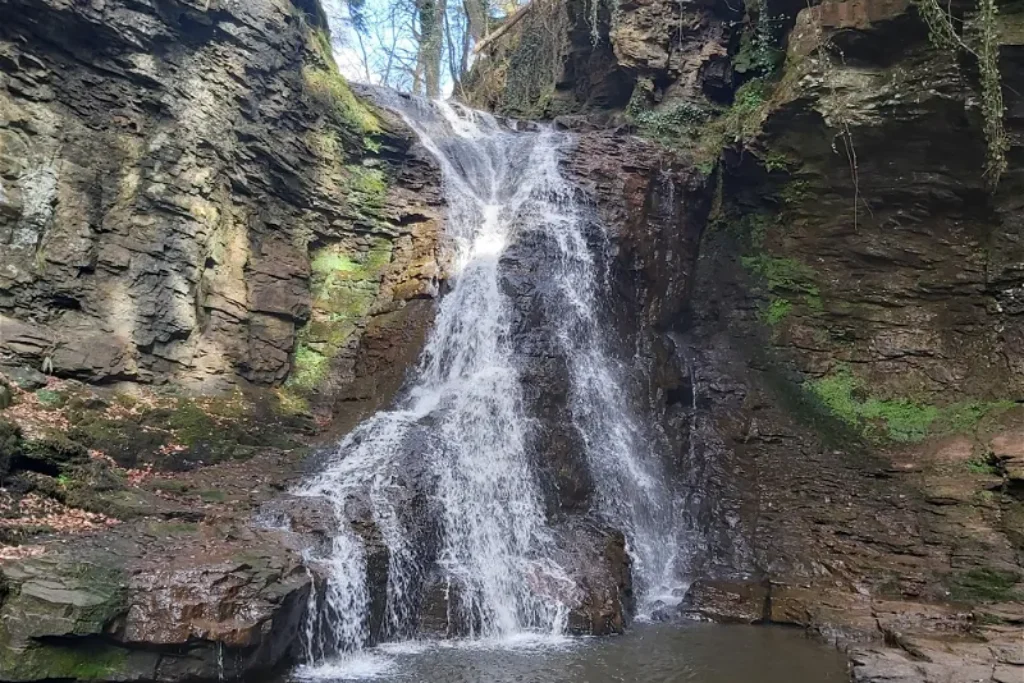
[0,447,320,682]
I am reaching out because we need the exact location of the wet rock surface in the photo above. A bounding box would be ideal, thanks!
[0,1,445,676]
[482,0,1024,680]
[0,450,315,681]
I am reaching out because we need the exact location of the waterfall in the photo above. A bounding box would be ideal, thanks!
[294,94,687,671]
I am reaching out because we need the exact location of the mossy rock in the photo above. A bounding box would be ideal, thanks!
[0,554,128,643]
[0,636,143,682]
[68,414,164,469]
[0,420,23,479]
[948,568,1024,603]
[16,434,88,475]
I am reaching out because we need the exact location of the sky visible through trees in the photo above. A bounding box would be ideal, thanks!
[323,0,526,97]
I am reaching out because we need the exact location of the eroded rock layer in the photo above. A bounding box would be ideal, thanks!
[0,0,443,412]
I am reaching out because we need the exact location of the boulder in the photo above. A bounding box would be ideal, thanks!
[0,366,47,390]
[0,529,312,682]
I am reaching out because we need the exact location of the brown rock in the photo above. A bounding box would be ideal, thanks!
[991,430,1024,482]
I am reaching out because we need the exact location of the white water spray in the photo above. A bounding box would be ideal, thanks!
[294,91,688,673]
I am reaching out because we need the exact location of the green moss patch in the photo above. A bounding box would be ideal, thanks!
[303,28,380,146]
[33,389,65,408]
[65,393,302,471]
[860,399,939,443]
[742,254,821,325]
[627,78,775,171]
[0,639,131,681]
[345,165,389,216]
[288,239,393,393]
[765,298,793,325]
[948,568,1023,603]
[806,366,1015,443]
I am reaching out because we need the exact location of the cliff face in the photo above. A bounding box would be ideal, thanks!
[1,0,1022,679]
[470,0,1024,681]
[0,0,443,410]
[0,1,447,679]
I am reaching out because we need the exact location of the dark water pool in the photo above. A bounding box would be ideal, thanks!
[292,623,850,683]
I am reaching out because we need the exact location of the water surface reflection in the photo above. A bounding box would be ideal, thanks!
[291,623,849,682]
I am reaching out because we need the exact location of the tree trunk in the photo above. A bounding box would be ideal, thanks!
[465,0,488,41]
[473,1,532,54]
[416,0,446,98]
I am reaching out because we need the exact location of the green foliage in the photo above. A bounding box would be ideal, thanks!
[34,389,64,408]
[742,255,818,295]
[807,368,940,442]
[585,0,617,44]
[913,0,1007,187]
[948,568,1023,603]
[807,367,1016,443]
[779,179,811,206]
[861,398,939,443]
[758,150,791,172]
[626,77,654,118]
[972,0,1009,185]
[627,76,773,170]
[807,366,862,427]
[943,400,1015,433]
[632,100,714,142]
[742,254,822,322]
[966,455,1000,475]
[733,0,784,76]
[731,79,769,119]
[695,158,717,176]
[765,298,793,325]
[692,79,772,164]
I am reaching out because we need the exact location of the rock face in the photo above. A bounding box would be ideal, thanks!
[0,0,448,680]
[464,0,738,117]
[0,516,313,681]
[4,0,1024,680]
[469,0,1024,680]
[0,0,444,419]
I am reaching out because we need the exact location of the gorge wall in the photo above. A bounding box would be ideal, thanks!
[468,0,1024,681]
[0,0,448,678]
[0,1,703,678]
[0,0,444,417]
[0,0,1022,681]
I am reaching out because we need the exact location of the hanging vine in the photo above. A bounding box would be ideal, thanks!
[913,0,1007,187]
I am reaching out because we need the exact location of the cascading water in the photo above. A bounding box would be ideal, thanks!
[294,93,688,673]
